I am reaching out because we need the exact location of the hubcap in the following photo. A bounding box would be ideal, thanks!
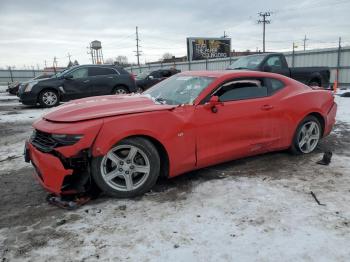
[42,91,57,105]
[100,145,150,191]
[298,121,320,153]
[115,88,126,95]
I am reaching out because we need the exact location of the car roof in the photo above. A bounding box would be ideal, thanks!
[178,70,295,83]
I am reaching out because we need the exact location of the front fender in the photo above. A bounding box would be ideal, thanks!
[91,108,197,177]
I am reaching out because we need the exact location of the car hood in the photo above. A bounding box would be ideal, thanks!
[43,95,177,122]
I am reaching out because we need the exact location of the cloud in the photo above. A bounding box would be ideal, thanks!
[0,0,349,68]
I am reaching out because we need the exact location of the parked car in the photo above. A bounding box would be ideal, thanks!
[136,68,180,92]
[7,81,21,95]
[8,74,54,95]
[25,70,337,198]
[228,53,330,88]
[18,65,137,107]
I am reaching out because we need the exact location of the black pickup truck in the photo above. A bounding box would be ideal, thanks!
[228,53,330,88]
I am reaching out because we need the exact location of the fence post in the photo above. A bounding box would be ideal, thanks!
[8,66,13,82]
[292,42,295,67]
[336,37,342,87]
[188,60,191,71]
[205,58,208,70]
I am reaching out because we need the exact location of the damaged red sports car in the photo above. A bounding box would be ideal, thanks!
[25,71,337,197]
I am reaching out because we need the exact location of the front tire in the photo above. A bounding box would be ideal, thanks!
[290,116,321,155]
[91,137,160,198]
[38,89,59,107]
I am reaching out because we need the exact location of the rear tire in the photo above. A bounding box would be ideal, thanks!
[136,86,144,93]
[290,116,321,155]
[309,80,321,87]
[38,89,59,108]
[91,137,160,198]
[113,86,128,95]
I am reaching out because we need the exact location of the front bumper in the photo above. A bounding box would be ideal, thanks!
[18,91,38,105]
[25,141,73,194]
[25,118,104,194]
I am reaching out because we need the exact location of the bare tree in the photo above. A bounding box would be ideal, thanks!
[104,58,115,64]
[161,52,174,61]
[115,56,128,65]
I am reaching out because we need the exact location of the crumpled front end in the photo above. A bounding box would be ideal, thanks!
[25,118,103,195]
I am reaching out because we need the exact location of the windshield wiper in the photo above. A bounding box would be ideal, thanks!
[155,97,167,104]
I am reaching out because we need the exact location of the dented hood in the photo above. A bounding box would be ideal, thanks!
[43,95,176,122]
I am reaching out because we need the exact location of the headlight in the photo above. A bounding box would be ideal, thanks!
[51,134,83,145]
[24,81,38,92]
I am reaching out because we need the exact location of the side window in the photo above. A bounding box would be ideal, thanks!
[88,67,116,76]
[162,70,172,77]
[266,56,283,69]
[71,68,88,79]
[265,78,285,95]
[215,79,268,102]
[150,71,161,78]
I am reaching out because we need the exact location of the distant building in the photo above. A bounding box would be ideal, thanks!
[231,50,262,57]
[147,56,187,65]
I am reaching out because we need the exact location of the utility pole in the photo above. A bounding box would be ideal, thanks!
[258,12,271,53]
[53,57,58,74]
[303,35,309,51]
[44,60,47,68]
[67,53,72,63]
[134,26,142,67]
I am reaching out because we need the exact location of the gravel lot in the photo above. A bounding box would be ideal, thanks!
[0,91,349,262]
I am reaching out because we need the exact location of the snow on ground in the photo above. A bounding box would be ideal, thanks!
[0,95,350,261]
[0,85,8,93]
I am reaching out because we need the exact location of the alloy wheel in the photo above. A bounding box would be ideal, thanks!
[298,121,320,153]
[100,145,151,191]
[42,91,58,106]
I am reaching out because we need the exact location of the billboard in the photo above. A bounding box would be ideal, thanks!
[187,37,231,61]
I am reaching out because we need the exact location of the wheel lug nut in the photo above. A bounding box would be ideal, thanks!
[125,171,129,174]
[126,160,131,164]
[130,165,134,169]
[119,168,123,172]
[119,161,124,165]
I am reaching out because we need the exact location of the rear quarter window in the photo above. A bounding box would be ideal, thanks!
[266,78,285,95]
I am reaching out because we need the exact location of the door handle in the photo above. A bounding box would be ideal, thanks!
[83,80,90,83]
[261,104,273,111]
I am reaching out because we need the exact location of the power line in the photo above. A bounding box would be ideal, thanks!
[258,12,271,52]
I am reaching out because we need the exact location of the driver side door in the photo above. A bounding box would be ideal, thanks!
[62,67,91,101]
[195,78,275,168]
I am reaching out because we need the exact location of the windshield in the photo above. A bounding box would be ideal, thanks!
[228,55,266,70]
[135,71,150,80]
[144,75,215,105]
[51,66,77,78]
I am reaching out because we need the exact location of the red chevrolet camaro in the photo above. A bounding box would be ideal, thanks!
[25,71,337,197]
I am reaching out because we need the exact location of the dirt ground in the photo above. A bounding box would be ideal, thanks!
[0,96,350,261]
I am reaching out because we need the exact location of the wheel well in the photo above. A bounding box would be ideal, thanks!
[307,112,325,136]
[125,135,169,178]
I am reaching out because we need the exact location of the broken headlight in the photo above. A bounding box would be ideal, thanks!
[51,134,83,145]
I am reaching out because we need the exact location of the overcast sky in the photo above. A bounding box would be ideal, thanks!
[0,0,349,69]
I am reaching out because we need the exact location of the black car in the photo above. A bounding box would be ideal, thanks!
[8,74,54,95]
[18,65,137,107]
[136,68,180,92]
[228,53,330,88]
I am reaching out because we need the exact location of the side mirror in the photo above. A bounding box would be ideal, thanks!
[64,74,73,80]
[205,96,222,113]
[262,65,272,72]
